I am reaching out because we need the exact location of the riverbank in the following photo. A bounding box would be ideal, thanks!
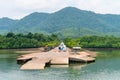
[85,48,120,51]
[0,47,120,52]
[1,33,120,49]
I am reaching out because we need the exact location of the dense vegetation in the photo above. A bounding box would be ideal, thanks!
[0,7,120,37]
[0,32,60,49]
[64,36,120,48]
[0,32,120,49]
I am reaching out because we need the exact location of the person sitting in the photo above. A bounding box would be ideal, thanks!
[58,42,66,52]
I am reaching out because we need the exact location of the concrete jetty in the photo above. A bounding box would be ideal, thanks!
[17,47,96,70]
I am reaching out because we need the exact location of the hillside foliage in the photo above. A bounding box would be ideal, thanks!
[0,7,120,37]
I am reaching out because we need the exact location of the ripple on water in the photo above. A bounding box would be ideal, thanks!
[0,50,120,80]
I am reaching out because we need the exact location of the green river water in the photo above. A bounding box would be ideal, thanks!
[0,49,120,80]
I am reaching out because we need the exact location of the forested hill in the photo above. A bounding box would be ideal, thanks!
[0,7,120,37]
[0,17,18,34]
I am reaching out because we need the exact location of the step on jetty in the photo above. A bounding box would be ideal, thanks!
[17,43,96,70]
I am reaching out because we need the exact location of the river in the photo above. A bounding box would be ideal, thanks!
[0,49,120,80]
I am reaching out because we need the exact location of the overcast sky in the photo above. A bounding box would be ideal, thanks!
[0,0,120,19]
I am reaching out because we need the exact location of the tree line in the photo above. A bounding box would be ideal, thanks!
[64,36,120,48]
[0,33,120,49]
[0,32,59,49]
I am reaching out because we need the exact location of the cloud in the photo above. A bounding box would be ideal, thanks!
[73,0,120,14]
[14,0,67,12]
[0,0,120,19]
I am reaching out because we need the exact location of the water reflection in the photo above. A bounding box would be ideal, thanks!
[0,49,120,80]
[50,65,69,68]
[70,63,87,69]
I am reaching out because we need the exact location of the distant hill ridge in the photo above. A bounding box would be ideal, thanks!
[0,7,120,37]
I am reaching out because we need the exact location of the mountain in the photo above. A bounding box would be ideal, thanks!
[0,7,120,37]
[13,12,50,33]
[0,17,18,34]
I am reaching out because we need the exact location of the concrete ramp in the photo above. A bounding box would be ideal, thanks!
[50,52,69,65]
[17,47,96,70]
[20,51,69,70]
[21,59,47,70]
[69,55,95,63]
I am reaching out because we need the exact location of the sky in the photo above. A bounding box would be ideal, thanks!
[0,0,120,19]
